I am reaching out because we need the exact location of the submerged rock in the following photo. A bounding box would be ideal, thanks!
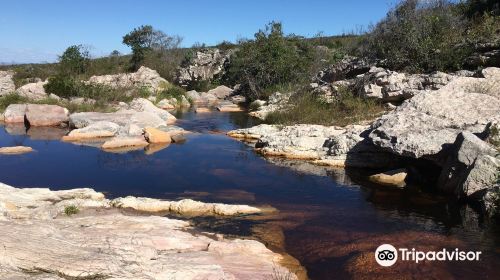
[369,168,408,187]
[101,137,149,150]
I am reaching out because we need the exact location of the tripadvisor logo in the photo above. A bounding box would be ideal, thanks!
[375,244,482,267]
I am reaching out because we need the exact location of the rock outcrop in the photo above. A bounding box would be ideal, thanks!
[228,124,399,168]
[249,91,292,120]
[15,81,48,101]
[176,48,231,88]
[0,70,15,96]
[438,132,499,199]
[0,182,295,279]
[87,66,169,92]
[369,70,500,160]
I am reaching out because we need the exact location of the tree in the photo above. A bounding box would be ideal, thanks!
[225,22,313,100]
[123,25,182,71]
[59,45,90,76]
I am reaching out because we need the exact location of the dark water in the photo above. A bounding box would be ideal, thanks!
[0,111,499,279]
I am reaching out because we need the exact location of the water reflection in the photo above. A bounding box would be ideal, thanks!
[0,111,498,279]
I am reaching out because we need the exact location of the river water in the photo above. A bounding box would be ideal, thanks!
[0,110,498,279]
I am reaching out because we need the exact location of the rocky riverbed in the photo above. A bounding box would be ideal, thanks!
[0,182,299,279]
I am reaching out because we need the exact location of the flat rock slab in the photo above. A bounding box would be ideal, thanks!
[25,104,69,126]
[101,137,149,150]
[0,182,295,279]
[0,146,34,155]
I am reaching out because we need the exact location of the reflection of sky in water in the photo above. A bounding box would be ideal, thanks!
[0,111,498,279]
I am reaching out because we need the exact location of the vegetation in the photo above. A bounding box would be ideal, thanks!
[265,87,384,126]
[155,85,189,104]
[122,25,183,74]
[360,0,500,72]
[0,94,28,112]
[64,205,79,216]
[224,22,315,100]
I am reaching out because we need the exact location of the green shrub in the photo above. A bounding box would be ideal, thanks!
[59,45,90,76]
[224,22,314,100]
[156,85,188,104]
[265,87,384,126]
[0,94,28,111]
[64,205,79,216]
[362,0,470,72]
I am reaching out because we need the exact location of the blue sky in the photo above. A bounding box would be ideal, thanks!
[0,0,394,64]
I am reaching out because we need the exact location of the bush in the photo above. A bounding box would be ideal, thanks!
[362,0,470,72]
[156,85,187,103]
[265,87,384,126]
[64,205,79,216]
[0,94,28,111]
[225,22,314,100]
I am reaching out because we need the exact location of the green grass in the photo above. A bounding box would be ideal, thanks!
[0,94,29,111]
[64,205,79,216]
[265,88,384,126]
[155,85,191,105]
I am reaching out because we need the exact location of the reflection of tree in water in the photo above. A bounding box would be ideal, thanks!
[96,150,153,170]
[227,111,262,129]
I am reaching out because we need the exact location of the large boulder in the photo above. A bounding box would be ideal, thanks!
[15,81,48,101]
[354,67,454,102]
[127,98,176,123]
[438,132,500,198]
[176,48,232,87]
[3,104,27,123]
[0,70,15,97]
[87,66,169,92]
[369,70,500,160]
[25,104,69,126]
[315,56,372,84]
[207,85,233,99]
[62,121,120,141]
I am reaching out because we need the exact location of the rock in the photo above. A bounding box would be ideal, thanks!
[176,48,232,88]
[111,197,261,216]
[0,70,15,96]
[69,97,95,105]
[101,137,149,150]
[0,146,34,155]
[216,102,242,112]
[249,92,292,120]
[180,95,191,107]
[315,56,372,83]
[157,98,175,110]
[0,182,296,279]
[170,133,187,143]
[144,127,171,144]
[229,124,401,168]
[207,85,233,99]
[15,81,48,100]
[25,104,69,126]
[199,92,218,104]
[369,73,500,160]
[481,67,500,79]
[438,132,500,199]
[186,90,201,103]
[230,94,247,104]
[87,66,169,92]
[354,67,454,102]
[48,93,61,101]
[369,168,408,187]
[62,121,120,141]
[3,104,27,123]
[127,98,176,123]
[195,107,211,113]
